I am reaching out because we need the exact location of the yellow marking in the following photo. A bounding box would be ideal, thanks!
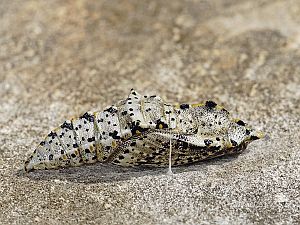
[62,155,67,160]
[191,103,204,108]
[216,105,225,110]
[89,145,95,152]
[158,124,163,129]
[74,149,78,155]
[256,131,265,139]
[136,130,141,135]
[111,140,117,148]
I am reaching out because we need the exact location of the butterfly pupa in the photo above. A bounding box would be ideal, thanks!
[24,89,264,172]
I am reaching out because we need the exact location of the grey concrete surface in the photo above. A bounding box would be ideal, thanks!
[0,0,299,224]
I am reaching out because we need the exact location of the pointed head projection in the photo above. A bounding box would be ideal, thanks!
[184,100,264,157]
[228,119,264,151]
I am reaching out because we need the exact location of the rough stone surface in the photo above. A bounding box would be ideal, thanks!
[0,0,299,224]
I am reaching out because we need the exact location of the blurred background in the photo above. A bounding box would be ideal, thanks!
[0,1,299,224]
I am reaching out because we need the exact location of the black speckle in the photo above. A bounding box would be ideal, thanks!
[71,153,76,158]
[87,137,95,142]
[60,150,64,154]
[119,155,125,160]
[48,131,57,139]
[124,149,130,154]
[155,119,168,129]
[205,101,217,108]
[236,120,246,126]
[61,121,73,130]
[104,106,118,114]
[250,136,260,140]
[80,112,94,122]
[121,111,128,116]
[230,139,238,146]
[171,118,175,121]
[130,113,134,116]
[131,91,137,96]
[180,104,189,110]
[216,137,220,141]
[246,129,251,135]
[130,142,136,146]
[49,154,53,160]
[40,141,45,146]
[204,139,213,146]
[73,143,79,148]
[85,149,91,154]
[98,118,104,123]
[109,130,121,139]
[129,108,133,111]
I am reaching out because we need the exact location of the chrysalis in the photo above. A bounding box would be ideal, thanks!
[24,89,264,172]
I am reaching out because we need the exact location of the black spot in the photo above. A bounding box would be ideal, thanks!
[205,101,217,108]
[40,141,45,146]
[150,95,157,98]
[130,121,149,135]
[121,111,128,116]
[48,131,57,139]
[180,104,189,110]
[49,154,53,160]
[82,137,85,141]
[216,137,220,141]
[250,136,260,140]
[61,121,73,130]
[230,139,238,146]
[119,155,125,160]
[236,120,246,126]
[146,108,151,112]
[61,150,64,154]
[80,112,94,122]
[73,143,79,148]
[98,118,104,123]
[124,149,130,154]
[204,139,213,146]
[128,102,132,104]
[104,106,118,114]
[131,91,137,96]
[130,113,134,116]
[246,129,251,135]
[71,153,76,158]
[92,155,97,160]
[155,119,168,129]
[87,137,95,142]
[130,142,136,146]
[171,118,175,121]
[85,149,91,154]
[129,108,133,111]
[107,121,111,125]
[109,130,121,139]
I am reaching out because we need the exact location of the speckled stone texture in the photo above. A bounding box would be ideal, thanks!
[0,0,299,224]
